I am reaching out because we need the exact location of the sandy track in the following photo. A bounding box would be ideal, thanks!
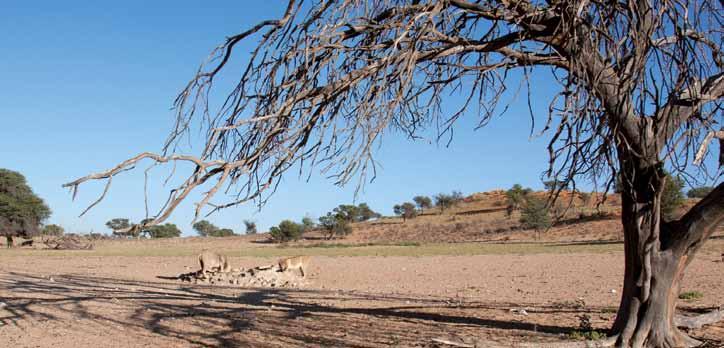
[0,249,722,347]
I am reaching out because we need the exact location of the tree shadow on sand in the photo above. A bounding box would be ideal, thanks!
[0,272,720,347]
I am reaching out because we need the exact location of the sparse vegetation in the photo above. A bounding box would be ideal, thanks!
[569,314,607,341]
[678,291,703,300]
[434,191,463,213]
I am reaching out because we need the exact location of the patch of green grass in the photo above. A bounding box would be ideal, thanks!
[569,330,607,341]
[279,241,421,249]
[678,291,703,300]
[0,240,622,258]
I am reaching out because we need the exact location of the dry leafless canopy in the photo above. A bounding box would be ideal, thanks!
[65,0,722,228]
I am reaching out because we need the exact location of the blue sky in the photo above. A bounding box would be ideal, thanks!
[1,1,706,236]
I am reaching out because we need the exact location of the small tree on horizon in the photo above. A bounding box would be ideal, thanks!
[394,202,417,222]
[243,220,257,234]
[434,192,462,213]
[520,197,552,240]
[318,212,352,239]
[105,218,136,238]
[413,196,432,213]
[192,220,217,237]
[505,184,532,218]
[301,216,316,232]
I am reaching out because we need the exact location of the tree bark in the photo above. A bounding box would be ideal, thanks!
[611,160,724,347]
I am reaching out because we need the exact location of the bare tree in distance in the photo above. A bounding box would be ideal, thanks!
[64,1,723,346]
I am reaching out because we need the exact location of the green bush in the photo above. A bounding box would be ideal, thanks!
[678,291,703,300]
[505,184,532,214]
[318,212,352,239]
[661,174,685,220]
[269,220,303,242]
[192,220,217,237]
[42,224,65,236]
[209,228,235,237]
[147,223,182,238]
[520,197,552,238]
[193,220,235,237]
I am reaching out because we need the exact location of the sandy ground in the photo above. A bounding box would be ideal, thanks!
[0,247,722,347]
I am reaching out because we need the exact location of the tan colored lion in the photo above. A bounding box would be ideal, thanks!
[278,256,311,277]
[198,249,231,278]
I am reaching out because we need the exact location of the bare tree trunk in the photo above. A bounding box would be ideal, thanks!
[611,162,723,348]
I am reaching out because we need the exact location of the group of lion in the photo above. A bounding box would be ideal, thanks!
[198,249,310,279]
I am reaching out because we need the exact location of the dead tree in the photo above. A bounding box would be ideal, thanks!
[64,1,722,347]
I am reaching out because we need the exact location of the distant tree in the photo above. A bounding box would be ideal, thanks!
[105,218,137,238]
[356,203,380,221]
[400,202,417,222]
[243,220,257,234]
[520,197,552,240]
[301,216,316,231]
[209,228,235,237]
[269,220,303,242]
[318,212,352,240]
[192,220,218,237]
[543,179,568,191]
[413,196,432,213]
[434,192,461,213]
[687,186,714,199]
[41,224,65,237]
[332,204,359,222]
[147,223,182,238]
[661,174,685,221]
[451,191,464,202]
[505,184,532,216]
[0,169,51,247]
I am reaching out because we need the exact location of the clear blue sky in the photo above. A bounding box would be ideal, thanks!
[0,1,615,236]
